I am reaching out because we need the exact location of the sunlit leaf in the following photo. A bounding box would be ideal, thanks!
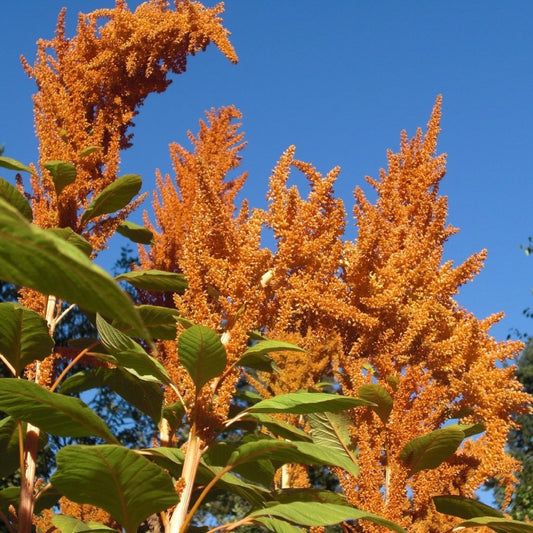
[115,270,187,293]
[452,516,533,532]
[241,412,312,442]
[0,156,33,174]
[113,305,180,340]
[116,221,154,245]
[0,198,148,339]
[357,384,393,425]
[0,176,32,221]
[52,515,117,533]
[80,174,142,223]
[399,426,465,475]
[248,502,406,532]
[0,302,54,375]
[79,146,102,158]
[43,160,77,195]
[45,227,92,257]
[433,495,504,519]
[246,391,375,415]
[51,445,179,533]
[178,325,227,390]
[0,379,118,443]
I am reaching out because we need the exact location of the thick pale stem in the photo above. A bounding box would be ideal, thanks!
[18,424,39,533]
[169,428,203,533]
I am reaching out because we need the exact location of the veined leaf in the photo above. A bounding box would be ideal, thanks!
[178,325,227,390]
[0,302,54,375]
[399,426,465,475]
[433,495,504,519]
[452,516,533,532]
[96,315,171,385]
[241,339,305,358]
[52,515,117,533]
[241,412,312,442]
[0,198,148,339]
[248,502,406,532]
[246,391,375,415]
[51,445,179,533]
[446,422,485,439]
[116,221,154,245]
[113,305,180,340]
[43,160,77,196]
[45,227,92,257]
[272,488,348,506]
[0,176,32,221]
[308,410,357,472]
[236,351,278,373]
[0,379,118,443]
[115,270,187,293]
[80,174,142,224]
[0,156,33,174]
[255,517,304,533]
[60,367,164,425]
[358,384,393,425]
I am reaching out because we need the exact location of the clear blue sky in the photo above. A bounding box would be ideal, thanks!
[1,1,533,343]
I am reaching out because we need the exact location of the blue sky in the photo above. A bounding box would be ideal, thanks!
[1,1,533,343]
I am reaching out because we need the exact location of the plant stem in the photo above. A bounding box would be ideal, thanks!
[17,423,39,533]
[168,425,203,533]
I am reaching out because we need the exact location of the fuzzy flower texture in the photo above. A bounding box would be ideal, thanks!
[20,2,530,532]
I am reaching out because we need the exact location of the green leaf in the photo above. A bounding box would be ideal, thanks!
[79,146,102,158]
[145,448,268,508]
[60,367,164,425]
[447,422,485,439]
[80,174,142,224]
[308,410,357,473]
[0,302,54,375]
[241,339,305,357]
[358,384,393,425]
[116,221,154,245]
[96,315,171,385]
[51,445,179,533]
[45,227,92,257]
[255,517,304,533]
[246,391,375,415]
[272,488,349,506]
[236,351,278,373]
[0,155,33,174]
[0,378,118,443]
[178,325,227,390]
[43,160,77,196]
[433,495,504,519]
[113,305,180,340]
[0,198,148,339]
[115,270,187,293]
[241,412,312,442]
[248,502,406,532]
[52,515,117,533]
[0,176,32,221]
[399,426,465,475]
[452,516,533,532]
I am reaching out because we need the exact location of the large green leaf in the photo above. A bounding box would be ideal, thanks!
[178,325,227,390]
[0,176,32,221]
[308,410,357,473]
[115,270,187,293]
[96,315,170,385]
[59,367,164,424]
[237,339,306,372]
[51,515,116,533]
[399,426,465,475]
[0,378,118,443]
[452,516,533,532]
[248,502,405,532]
[80,174,142,223]
[113,305,180,340]
[116,221,154,245]
[45,227,92,257]
[357,384,393,425]
[51,445,179,533]
[0,156,33,174]
[144,447,268,508]
[0,198,148,339]
[241,412,312,442]
[433,495,504,519]
[246,391,375,415]
[0,302,54,375]
[43,160,77,196]
[255,517,304,533]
